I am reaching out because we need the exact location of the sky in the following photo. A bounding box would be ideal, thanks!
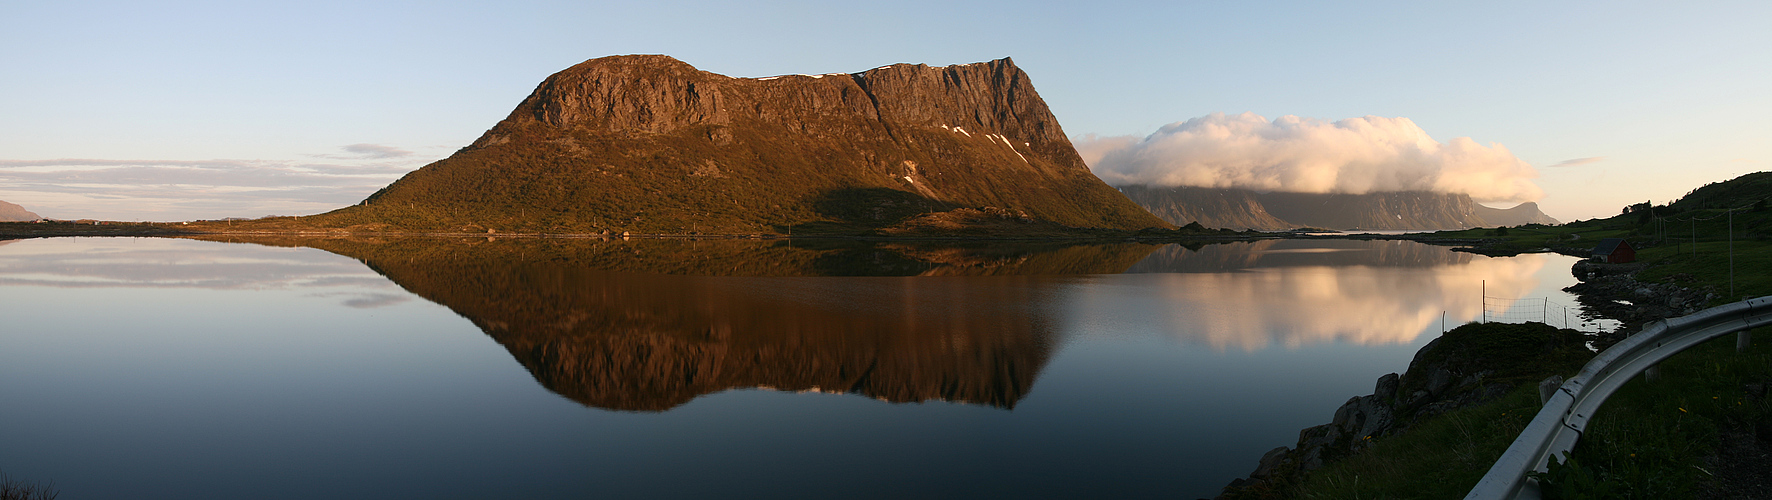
[2,1,1768,222]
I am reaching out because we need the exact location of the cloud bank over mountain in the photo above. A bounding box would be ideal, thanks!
[1078,112,1544,203]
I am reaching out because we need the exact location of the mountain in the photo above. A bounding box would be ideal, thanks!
[1474,201,1560,226]
[1258,191,1491,230]
[306,55,1168,235]
[1117,186,1290,230]
[0,200,41,221]
[1119,186,1557,230]
[1666,171,1771,211]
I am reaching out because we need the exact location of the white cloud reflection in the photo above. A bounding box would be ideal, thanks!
[1093,240,1555,351]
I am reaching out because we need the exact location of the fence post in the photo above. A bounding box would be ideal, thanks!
[1482,280,1487,324]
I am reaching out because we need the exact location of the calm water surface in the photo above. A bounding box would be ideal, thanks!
[0,237,1596,499]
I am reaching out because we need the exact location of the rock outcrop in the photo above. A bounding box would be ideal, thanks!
[1119,186,1558,231]
[0,200,40,222]
[316,55,1167,235]
[1567,261,1717,349]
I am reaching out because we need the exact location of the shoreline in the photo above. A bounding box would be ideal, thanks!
[0,220,1289,243]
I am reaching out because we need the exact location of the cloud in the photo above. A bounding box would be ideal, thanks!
[1079,112,1544,203]
[1548,156,1606,167]
[0,144,437,220]
[1070,133,1139,167]
[340,143,413,159]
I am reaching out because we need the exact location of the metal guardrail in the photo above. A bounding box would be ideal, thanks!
[1466,295,1772,500]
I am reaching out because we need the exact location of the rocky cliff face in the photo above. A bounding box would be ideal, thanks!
[1258,191,1489,230]
[0,200,40,222]
[1117,186,1289,231]
[322,55,1166,235]
[1121,187,1554,231]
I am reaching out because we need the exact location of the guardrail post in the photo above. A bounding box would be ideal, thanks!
[1741,331,1753,353]
[1645,364,1661,382]
[1538,375,1564,405]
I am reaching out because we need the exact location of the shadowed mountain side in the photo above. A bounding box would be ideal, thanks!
[1126,239,1476,273]
[187,236,1099,411]
[279,55,1167,235]
[1117,186,1291,230]
[1473,201,1561,226]
[1255,191,1488,230]
[1118,186,1522,230]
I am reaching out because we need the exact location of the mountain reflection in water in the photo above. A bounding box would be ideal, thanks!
[200,237,1161,411]
[177,236,1546,409]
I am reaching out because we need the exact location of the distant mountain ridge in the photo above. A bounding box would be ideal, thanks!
[304,55,1168,235]
[1119,186,1558,230]
[1474,201,1560,227]
[0,200,40,221]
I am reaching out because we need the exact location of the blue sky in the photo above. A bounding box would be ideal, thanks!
[2,1,1767,222]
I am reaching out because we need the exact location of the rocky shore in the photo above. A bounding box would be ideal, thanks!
[1214,321,1592,499]
[1565,260,1717,349]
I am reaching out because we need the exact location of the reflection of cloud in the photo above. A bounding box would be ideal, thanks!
[1098,241,1548,351]
[0,238,399,294]
[1128,239,1473,272]
[313,292,411,309]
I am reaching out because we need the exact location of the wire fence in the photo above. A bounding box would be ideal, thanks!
[1480,295,1617,333]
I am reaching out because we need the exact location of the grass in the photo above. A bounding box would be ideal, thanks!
[1298,385,1544,499]
[1634,240,1772,303]
[1293,330,1770,499]
[1554,331,1772,498]
[0,470,58,500]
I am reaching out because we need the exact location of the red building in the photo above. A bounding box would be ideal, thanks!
[1590,238,1635,264]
